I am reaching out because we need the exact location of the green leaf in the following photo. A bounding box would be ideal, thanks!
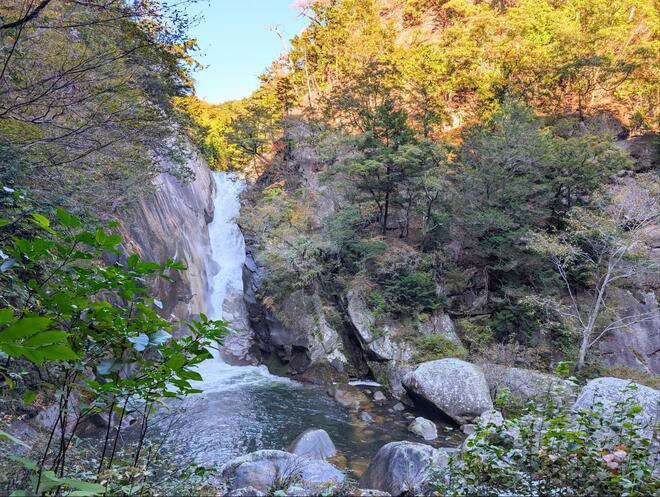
[127,253,139,269]
[30,213,50,229]
[39,344,79,361]
[59,478,106,495]
[23,331,69,347]
[0,308,14,325]
[166,353,186,370]
[0,430,30,449]
[22,390,36,405]
[0,219,10,228]
[55,208,82,228]
[0,317,51,342]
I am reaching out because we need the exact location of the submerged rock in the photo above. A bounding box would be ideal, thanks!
[403,359,493,424]
[373,391,386,402]
[289,429,337,460]
[408,417,438,441]
[358,410,375,423]
[359,441,450,496]
[221,449,345,494]
[330,384,369,410]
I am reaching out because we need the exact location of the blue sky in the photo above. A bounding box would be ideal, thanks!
[186,1,309,104]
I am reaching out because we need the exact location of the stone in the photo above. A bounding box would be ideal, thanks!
[227,487,266,497]
[373,391,386,402]
[392,402,405,412]
[220,292,258,365]
[481,364,577,404]
[573,377,659,438]
[331,384,369,410]
[285,487,308,496]
[233,461,277,493]
[403,359,493,424]
[596,290,660,374]
[408,417,438,441]
[289,429,337,460]
[359,411,374,423]
[359,442,450,496]
[477,409,504,427]
[359,490,392,497]
[461,424,477,435]
[221,450,345,495]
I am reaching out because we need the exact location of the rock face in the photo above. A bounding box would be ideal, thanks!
[117,151,215,325]
[289,429,337,460]
[359,442,450,496]
[573,378,659,436]
[403,359,493,424]
[221,450,345,494]
[481,364,577,403]
[596,290,660,374]
[221,291,258,365]
[242,249,350,382]
[408,417,438,441]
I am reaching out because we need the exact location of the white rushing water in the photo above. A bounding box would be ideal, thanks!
[194,172,289,392]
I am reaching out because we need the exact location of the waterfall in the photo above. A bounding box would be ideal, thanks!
[193,171,287,391]
[206,172,246,322]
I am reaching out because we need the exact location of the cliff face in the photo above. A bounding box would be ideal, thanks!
[118,151,216,325]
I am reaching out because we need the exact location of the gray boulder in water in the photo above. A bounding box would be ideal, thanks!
[289,428,337,460]
[408,417,438,441]
[359,441,450,496]
[403,359,493,424]
[221,449,345,494]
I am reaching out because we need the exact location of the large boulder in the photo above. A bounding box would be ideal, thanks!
[403,359,493,424]
[289,429,337,460]
[359,442,450,496]
[481,364,577,403]
[573,378,659,437]
[221,450,345,494]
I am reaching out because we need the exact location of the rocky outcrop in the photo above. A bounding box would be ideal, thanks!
[359,442,451,496]
[242,247,350,382]
[403,359,493,424]
[573,377,659,437]
[221,291,258,365]
[289,429,337,460]
[481,364,577,403]
[221,449,345,495]
[596,290,660,374]
[117,150,215,325]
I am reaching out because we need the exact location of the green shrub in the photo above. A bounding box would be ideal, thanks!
[435,383,658,496]
[415,334,467,362]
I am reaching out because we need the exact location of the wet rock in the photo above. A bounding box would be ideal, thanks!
[403,359,493,424]
[408,417,438,441]
[359,442,450,496]
[330,384,369,410]
[227,488,266,497]
[573,378,659,438]
[233,461,278,493]
[289,429,337,460]
[481,364,577,404]
[373,391,386,402]
[221,450,345,495]
[220,292,258,365]
[359,411,374,423]
[359,490,391,497]
[392,402,405,412]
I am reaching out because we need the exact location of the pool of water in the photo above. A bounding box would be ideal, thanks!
[150,360,459,478]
